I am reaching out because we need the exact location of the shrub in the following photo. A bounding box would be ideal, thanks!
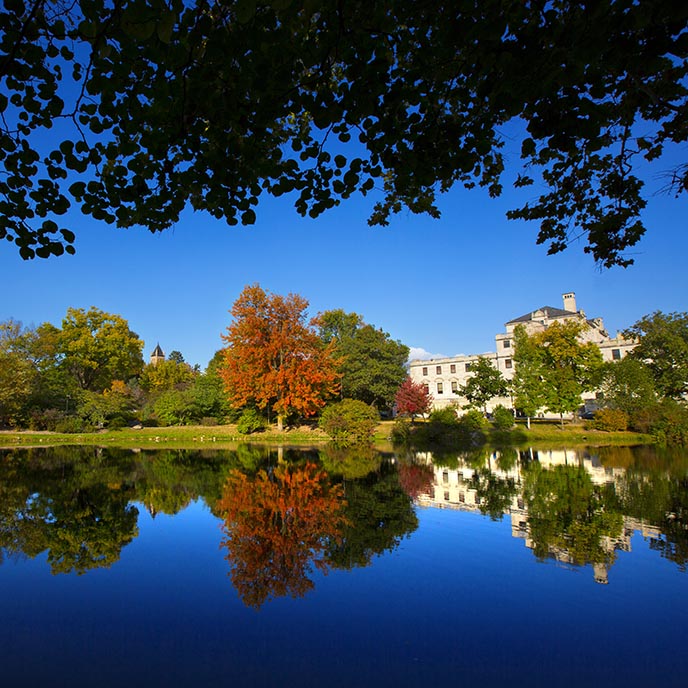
[54,417,92,433]
[491,405,515,431]
[236,408,267,435]
[458,409,489,433]
[592,408,629,432]
[390,417,412,444]
[428,406,459,425]
[319,399,380,445]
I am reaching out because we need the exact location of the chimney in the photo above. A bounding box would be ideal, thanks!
[563,292,577,313]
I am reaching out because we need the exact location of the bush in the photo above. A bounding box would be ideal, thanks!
[236,408,267,435]
[491,405,515,431]
[458,409,489,433]
[319,399,380,445]
[54,417,92,433]
[428,406,459,425]
[592,408,629,432]
[390,417,412,444]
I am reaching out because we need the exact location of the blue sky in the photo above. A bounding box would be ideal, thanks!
[1,155,686,369]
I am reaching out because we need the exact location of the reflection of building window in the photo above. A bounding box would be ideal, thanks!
[450,364,456,373]
[505,358,512,369]
[503,339,511,348]
[451,381,458,393]
[442,471,449,483]
[465,362,472,372]
[436,365,442,374]
[437,382,443,394]
[422,366,428,375]
[612,348,621,360]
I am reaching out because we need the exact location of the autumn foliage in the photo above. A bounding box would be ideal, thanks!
[394,376,432,420]
[217,463,348,608]
[220,284,340,429]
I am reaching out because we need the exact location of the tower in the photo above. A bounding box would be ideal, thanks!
[150,343,165,366]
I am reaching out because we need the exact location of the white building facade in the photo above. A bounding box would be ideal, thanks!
[409,292,636,414]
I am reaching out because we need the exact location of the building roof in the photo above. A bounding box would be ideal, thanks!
[506,306,577,324]
[151,344,164,357]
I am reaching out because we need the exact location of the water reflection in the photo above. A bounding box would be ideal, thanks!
[0,443,686,600]
[412,446,688,582]
[216,462,348,608]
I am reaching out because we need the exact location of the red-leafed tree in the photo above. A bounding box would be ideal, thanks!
[220,284,340,431]
[395,376,432,421]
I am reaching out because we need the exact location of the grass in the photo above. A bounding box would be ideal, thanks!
[0,418,651,450]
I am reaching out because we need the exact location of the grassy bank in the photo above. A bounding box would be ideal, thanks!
[0,419,652,450]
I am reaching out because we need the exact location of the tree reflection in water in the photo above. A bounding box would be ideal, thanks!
[217,462,348,608]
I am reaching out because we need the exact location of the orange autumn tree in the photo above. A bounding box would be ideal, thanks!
[217,463,348,609]
[220,284,340,430]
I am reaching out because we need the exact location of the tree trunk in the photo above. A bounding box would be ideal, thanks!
[527,416,531,429]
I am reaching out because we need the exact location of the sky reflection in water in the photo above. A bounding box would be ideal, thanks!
[0,444,686,688]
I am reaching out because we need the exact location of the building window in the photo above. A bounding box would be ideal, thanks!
[612,349,621,360]
[422,366,428,375]
[459,493,465,503]
[505,359,512,369]
[437,382,443,394]
[442,471,449,484]
[451,381,458,393]
[436,365,442,375]
[465,362,472,372]
[450,364,456,373]
[444,491,450,502]
[422,383,429,394]
[503,339,511,348]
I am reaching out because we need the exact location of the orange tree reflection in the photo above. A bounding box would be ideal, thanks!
[217,462,348,608]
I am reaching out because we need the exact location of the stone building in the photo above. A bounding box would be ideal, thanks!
[409,292,636,413]
[150,343,165,366]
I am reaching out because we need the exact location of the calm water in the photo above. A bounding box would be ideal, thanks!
[1,443,686,687]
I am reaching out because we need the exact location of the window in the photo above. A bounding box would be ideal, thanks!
[612,349,621,360]
[422,366,428,375]
[451,381,458,393]
[443,491,450,502]
[459,493,465,503]
[450,364,456,373]
[503,339,511,348]
[505,359,512,369]
[422,383,429,394]
[442,471,449,484]
[465,362,472,372]
[436,365,442,375]
[437,382,443,394]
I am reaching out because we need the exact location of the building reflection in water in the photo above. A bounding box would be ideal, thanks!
[412,448,664,584]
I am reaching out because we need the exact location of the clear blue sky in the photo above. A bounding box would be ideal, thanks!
[1,158,686,369]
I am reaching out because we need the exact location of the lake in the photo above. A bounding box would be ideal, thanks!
[1,443,686,687]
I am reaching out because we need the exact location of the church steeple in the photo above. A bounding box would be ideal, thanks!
[150,343,165,366]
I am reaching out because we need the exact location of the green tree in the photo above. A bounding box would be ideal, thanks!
[459,356,509,414]
[167,350,185,364]
[599,357,657,415]
[318,310,409,413]
[626,312,688,400]
[59,307,144,392]
[139,358,197,392]
[532,321,604,427]
[5,2,685,266]
[512,324,547,428]
[0,322,35,427]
